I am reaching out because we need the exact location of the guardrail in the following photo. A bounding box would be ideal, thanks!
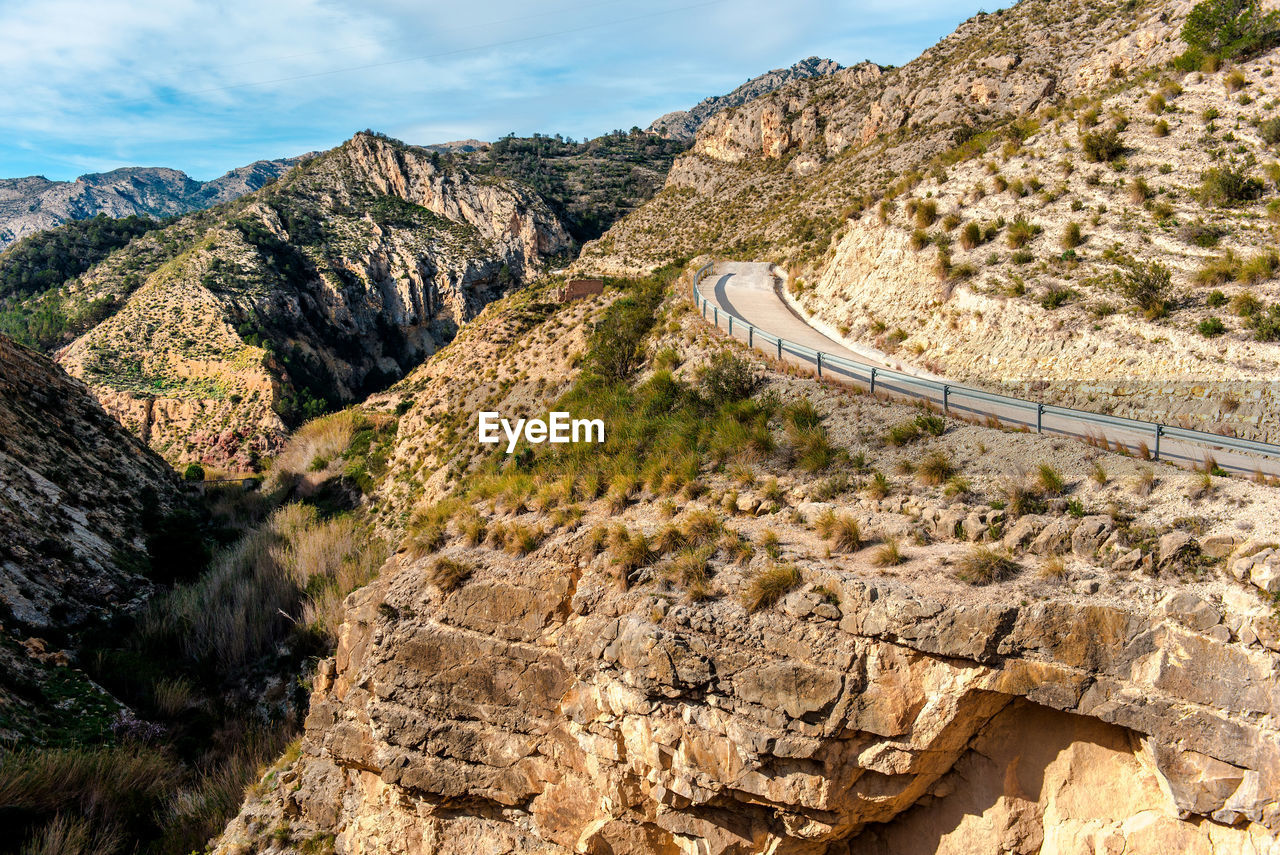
[691,262,1280,477]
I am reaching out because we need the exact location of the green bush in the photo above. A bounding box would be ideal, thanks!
[1199,163,1265,205]
[1081,128,1125,162]
[1118,258,1172,318]
[183,463,206,482]
[1181,0,1280,61]
[698,352,760,406]
[1198,316,1227,337]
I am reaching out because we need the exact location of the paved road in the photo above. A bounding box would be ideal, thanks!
[696,262,1280,479]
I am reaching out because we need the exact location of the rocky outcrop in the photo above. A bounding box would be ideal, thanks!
[649,57,843,142]
[214,532,1280,854]
[0,334,183,629]
[0,156,310,249]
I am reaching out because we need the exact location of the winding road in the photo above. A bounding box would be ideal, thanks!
[696,261,1280,479]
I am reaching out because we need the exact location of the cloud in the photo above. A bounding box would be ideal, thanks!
[0,0,988,179]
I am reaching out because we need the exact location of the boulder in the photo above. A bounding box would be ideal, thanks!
[1072,515,1114,557]
[1003,514,1048,551]
[1161,591,1221,633]
[1158,532,1199,571]
[1031,518,1078,555]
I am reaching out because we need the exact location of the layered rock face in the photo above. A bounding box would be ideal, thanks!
[0,335,183,629]
[0,156,309,249]
[216,537,1280,854]
[54,133,572,468]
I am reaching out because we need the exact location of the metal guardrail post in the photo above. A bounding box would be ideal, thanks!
[748,326,753,347]
[816,352,823,378]
[870,367,877,394]
[713,306,718,327]
[943,384,950,414]
[728,316,733,335]
[777,339,782,360]
[1154,424,1163,461]
[1036,403,1044,434]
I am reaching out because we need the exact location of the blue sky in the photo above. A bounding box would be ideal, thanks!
[0,0,990,182]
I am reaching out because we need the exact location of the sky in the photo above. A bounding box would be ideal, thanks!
[0,0,990,182]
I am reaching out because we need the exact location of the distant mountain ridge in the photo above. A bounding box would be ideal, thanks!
[0,155,313,249]
[647,55,843,141]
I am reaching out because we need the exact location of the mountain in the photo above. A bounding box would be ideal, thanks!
[0,155,311,250]
[647,55,843,141]
[43,131,570,470]
[583,0,1280,443]
[0,333,187,746]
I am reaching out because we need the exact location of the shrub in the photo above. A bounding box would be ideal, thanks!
[428,557,473,592]
[1225,68,1247,91]
[916,413,946,436]
[956,546,1021,584]
[1118,258,1172,318]
[1060,221,1083,250]
[1207,290,1228,307]
[885,420,922,446]
[872,537,905,567]
[1006,218,1041,248]
[1181,0,1280,60]
[184,463,206,482]
[745,563,801,612]
[866,471,892,499]
[1198,316,1228,337]
[699,352,761,405]
[910,229,931,251]
[960,221,983,250]
[917,450,955,485]
[1081,128,1125,162]
[1041,286,1076,309]
[1199,163,1264,205]
[1127,178,1151,204]
[1153,119,1171,137]
[1260,116,1280,144]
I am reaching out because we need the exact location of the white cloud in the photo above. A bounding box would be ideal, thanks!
[0,0,986,179]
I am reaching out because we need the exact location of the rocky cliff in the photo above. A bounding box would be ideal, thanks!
[51,132,571,469]
[648,57,844,142]
[0,334,183,632]
[212,267,1280,855]
[0,156,310,249]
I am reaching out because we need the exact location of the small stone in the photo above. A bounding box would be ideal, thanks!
[812,603,841,620]
[1249,558,1280,594]
[1204,624,1232,643]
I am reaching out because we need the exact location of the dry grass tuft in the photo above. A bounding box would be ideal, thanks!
[956,546,1020,585]
[745,563,802,612]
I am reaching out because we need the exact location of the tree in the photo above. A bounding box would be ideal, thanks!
[1182,0,1280,59]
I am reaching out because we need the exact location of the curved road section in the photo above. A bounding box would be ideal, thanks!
[697,261,1280,478]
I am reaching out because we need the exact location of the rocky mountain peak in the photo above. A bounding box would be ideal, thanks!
[647,55,845,141]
